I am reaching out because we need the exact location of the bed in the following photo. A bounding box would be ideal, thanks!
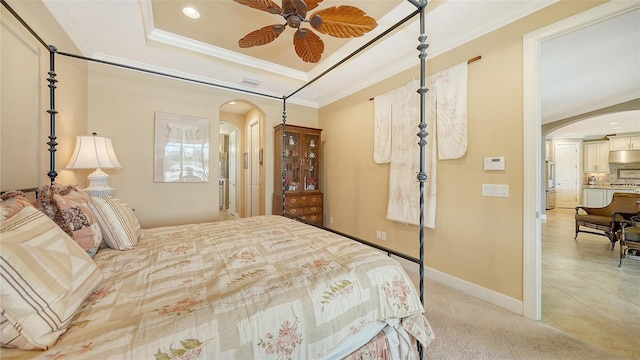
[1,188,432,359]
[1,0,434,357]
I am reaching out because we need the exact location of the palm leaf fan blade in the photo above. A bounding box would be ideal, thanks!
[311,5,377,38]
[239,25,284,48]
[293,29,324,63]
[304,0,323,11]
[233,0,281,13]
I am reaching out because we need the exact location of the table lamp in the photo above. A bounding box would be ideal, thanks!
[65,133,122,198]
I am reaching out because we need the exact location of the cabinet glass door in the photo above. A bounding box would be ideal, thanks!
[284,132,301,192]
[303,133,320,191]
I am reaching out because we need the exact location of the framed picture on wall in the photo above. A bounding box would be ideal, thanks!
[154,112,210,183]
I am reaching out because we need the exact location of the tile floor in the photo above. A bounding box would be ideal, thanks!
[542,208,640,359]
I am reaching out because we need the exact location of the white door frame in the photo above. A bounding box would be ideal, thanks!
[248,119,260,217]
[523,0,638,320]
[228,129,238,216]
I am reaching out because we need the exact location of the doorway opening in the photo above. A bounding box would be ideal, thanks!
[523,0,638,321]
[219,100,266,219]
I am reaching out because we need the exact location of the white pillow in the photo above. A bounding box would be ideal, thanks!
[88,197,140,250]
[0,206,103,350]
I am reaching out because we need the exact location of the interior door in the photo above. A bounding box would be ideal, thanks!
[250,121,260,217]
[555,141,580,208]
[228,129,237,216]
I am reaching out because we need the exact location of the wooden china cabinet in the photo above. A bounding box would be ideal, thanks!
[273,124,323,225]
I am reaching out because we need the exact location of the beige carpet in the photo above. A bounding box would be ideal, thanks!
[420,279,628,360]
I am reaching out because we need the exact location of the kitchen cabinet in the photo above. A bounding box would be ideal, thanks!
[583,141,609,172]
[582,188,607,207]
[273,124,323,225]
[581,187,638,207]
[608,134,640,150]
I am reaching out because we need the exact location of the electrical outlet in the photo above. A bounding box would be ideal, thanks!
[329,216,334,224]
[376,231,387,241]
[376,230,381,239]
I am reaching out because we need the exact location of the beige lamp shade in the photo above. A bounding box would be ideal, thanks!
[66,135,121,198]
[65,135,122,170]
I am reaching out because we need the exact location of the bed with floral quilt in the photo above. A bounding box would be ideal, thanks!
[1,189,433,360]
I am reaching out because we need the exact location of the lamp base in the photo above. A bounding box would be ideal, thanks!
[85,168,115,198]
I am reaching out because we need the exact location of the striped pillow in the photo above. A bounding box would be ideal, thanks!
[0,206,103,350]
[88,197,140,250]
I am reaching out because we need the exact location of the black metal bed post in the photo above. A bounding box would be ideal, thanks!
[416,0,428,308]
[411,0,428,357]
[47,45,58,184]
[281,97,288,216]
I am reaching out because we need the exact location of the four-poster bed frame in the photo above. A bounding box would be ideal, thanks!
[2,0,431,355]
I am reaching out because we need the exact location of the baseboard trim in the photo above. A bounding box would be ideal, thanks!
[392,256,524,316]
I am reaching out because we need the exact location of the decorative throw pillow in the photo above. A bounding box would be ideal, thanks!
[1,190,33,221]
[0,206,103,350]
[34,184,102,257]
[88,197,140,250]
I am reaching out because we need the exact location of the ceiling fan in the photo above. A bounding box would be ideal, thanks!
[233,0,378,63]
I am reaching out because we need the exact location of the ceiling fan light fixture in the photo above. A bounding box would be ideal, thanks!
[295,29,308,39]
[310,14,322,28]
[182,7,200,19]
[287,15,302,28]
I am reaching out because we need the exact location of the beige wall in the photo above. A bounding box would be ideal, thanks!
[1,0,87,190]
[3,0,607,303]
[319,0,605,301]
[85,63,318,228]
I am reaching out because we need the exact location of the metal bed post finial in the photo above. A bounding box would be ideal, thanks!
[47,45,59,184]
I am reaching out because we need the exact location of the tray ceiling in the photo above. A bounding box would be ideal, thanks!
[31,0,640,137]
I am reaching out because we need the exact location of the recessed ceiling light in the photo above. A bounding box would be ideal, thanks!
[182,7,200,19]
[229,101,236,105]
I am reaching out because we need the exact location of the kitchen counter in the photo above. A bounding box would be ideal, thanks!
[582,184,640,190]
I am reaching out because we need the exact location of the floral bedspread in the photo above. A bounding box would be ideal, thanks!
[1,215,433,359]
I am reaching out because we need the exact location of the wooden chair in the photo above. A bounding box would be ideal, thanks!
[618,216,640,267]
[574,193,640,250]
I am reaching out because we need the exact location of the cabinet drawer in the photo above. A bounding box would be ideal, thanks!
[304,206,323,215]
[284,207,304,216]
[285,194,323,207]
[285,196,304,207]
[301,214,323,224]
[301,194,323,206]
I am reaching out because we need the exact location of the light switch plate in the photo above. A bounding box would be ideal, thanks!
[482,184,509,197]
